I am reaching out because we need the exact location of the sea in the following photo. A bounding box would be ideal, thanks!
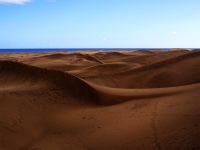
[0,48,198,53]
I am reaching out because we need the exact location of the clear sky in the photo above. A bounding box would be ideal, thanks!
[0,0,200,48]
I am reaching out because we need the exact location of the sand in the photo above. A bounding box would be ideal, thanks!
[0,49,200,150]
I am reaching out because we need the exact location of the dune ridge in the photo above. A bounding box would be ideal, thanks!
[0,60,100,103]
[1,60,199,105]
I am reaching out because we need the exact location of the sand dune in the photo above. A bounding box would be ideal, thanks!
[0,50,200,150]
[83,51,200,88]
[67,63,132,77]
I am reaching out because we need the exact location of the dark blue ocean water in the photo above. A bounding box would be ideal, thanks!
[0,48,198,53]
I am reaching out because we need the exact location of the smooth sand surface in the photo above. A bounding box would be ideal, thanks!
[0,49,200,150]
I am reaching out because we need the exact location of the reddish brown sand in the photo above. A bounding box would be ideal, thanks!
[0,49,200,150]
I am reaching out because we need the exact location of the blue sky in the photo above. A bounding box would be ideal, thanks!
[0,0,200,48]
